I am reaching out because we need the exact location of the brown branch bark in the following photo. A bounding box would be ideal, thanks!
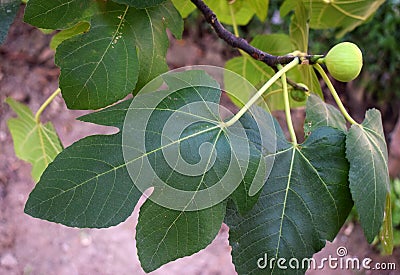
[190,0,297,67]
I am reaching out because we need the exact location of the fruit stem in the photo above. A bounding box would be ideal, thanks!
[278,64,297,145]
[35,88,61,124]
[222,58,299,128]
[313,64,360,126]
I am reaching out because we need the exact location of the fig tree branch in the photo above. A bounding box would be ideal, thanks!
[190,0,296,67]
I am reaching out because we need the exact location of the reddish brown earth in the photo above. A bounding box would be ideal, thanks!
[1,6,399,275]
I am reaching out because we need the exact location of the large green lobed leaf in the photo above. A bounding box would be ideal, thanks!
[25,0,183,110]
[6,98,63,183]
[131,70,273,271]
[346,109,390,242]
[226,124,353,274]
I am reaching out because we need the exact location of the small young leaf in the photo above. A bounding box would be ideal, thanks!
[171,0,196,18]
[136,200,225,272]
[50,21,90,50]
[226,126,353,274]
[290,2,323,98]
[247,0,269,22]
[346,109,390,242]
[0,0,19,45]
[290,1,308,53]
[304,94,347,136]
[111,0,167,9]
[380,193,393,255]
[6,98,63,182]
[204,0,254,26]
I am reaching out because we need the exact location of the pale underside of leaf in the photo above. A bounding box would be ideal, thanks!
[304,94,347,136]
[6,98,63,182]
[303,0,385,37]
[346,109,390,242]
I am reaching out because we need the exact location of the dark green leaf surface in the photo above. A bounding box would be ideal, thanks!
[6,98,63,182]
[304,94,346,137]
[229,111,266,215]
[55,2,138,109]
[346,109,390,242]
[0,0,19,45]
[137,200,225,272]
[123,82,266,211]
[111,0,167,9]
[134,2,183,92]
[24,101,142,228]
[226,126,353,274]
[24,133,142,228]
[55,1,182,109]
[24,0,95,29]
[78,99,133,130]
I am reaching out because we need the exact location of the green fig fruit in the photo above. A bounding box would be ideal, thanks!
[323,42,363,82]
[290,83,310,102]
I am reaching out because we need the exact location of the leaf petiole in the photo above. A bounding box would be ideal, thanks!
[222,57,299,128]
[35,88,61,124]
[313,64,360,126]
[278,64,297,145]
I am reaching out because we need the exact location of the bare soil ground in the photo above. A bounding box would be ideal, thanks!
[0,6,399,275]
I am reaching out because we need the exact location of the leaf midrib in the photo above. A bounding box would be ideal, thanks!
[73,5,130,106]
[147,127,224,265]
[26,124,221,210]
